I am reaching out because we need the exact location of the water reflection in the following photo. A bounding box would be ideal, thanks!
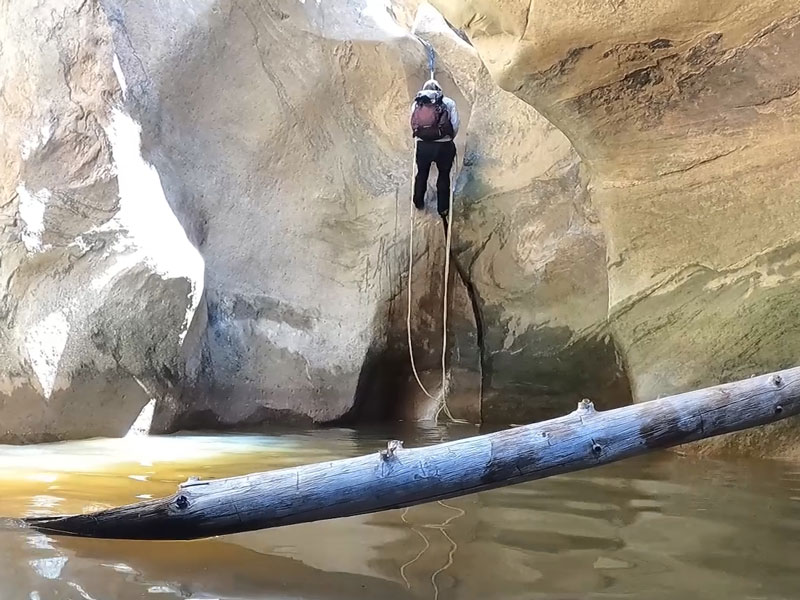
[0,426,799,599]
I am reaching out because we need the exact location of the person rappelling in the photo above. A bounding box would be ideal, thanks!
[406,73,463,424]
[410,79,460,223]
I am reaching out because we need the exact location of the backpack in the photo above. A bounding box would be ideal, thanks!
[411,93,454,141]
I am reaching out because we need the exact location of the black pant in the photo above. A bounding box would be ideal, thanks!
[413,140,456,215]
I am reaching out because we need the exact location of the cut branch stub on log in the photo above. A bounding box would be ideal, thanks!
[26,367,800,540]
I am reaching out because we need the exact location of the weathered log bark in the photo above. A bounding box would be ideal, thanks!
[27,367,800,540]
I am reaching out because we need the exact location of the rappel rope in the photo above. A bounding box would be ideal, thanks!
[405,36,465,423]
[406,140,463,423]
[436,157,459,423]
[406,140,435,401]
[417,35,436,81]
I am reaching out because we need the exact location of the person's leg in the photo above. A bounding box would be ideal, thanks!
[413,142,435,209]
[434,141,456,216]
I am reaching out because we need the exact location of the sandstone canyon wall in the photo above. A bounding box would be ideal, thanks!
[3,0,796,455]
[431,0,800,454]
[1,0,468,438]
[0,3,204,442]
[412,5,630,423]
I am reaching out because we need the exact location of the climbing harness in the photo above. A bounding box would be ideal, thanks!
[406,140,463,423]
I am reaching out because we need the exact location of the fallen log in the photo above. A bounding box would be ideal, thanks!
[27,367,800,540]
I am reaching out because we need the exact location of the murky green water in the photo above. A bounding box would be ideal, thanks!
[1,424,799,599]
